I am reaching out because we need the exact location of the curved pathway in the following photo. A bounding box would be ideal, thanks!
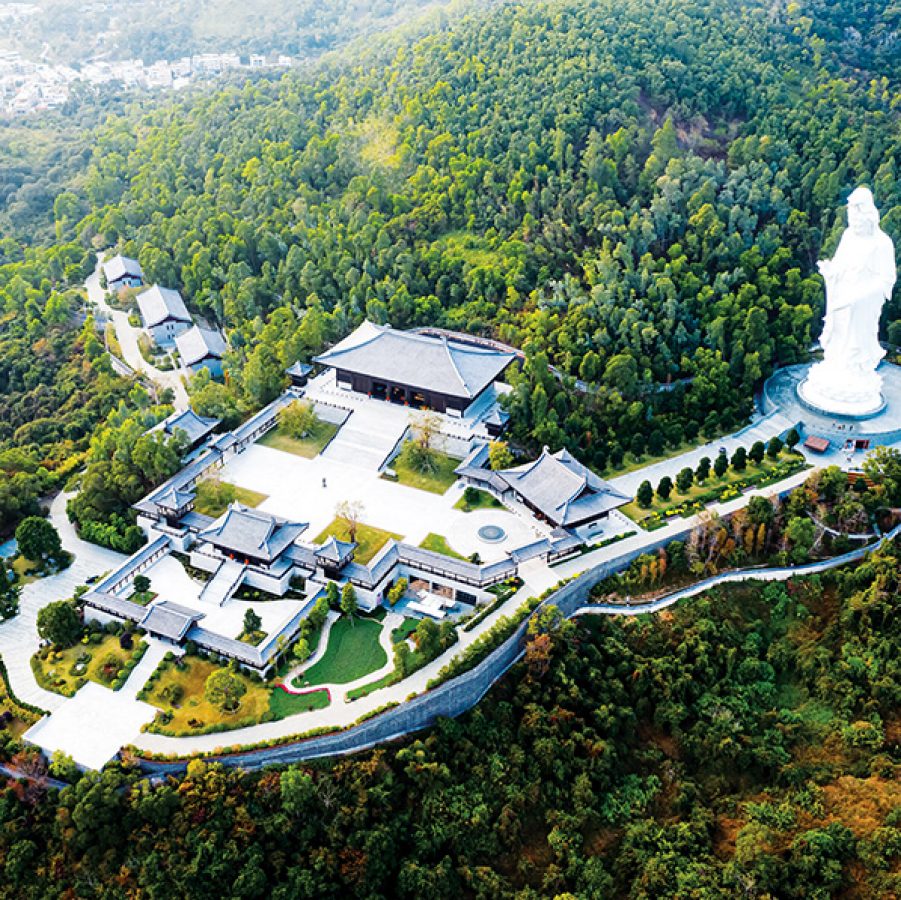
[279,610,403,702]
[136,522,901,773]
[0,492,125,712]
[84,263,189,410]
[277,611,340,688]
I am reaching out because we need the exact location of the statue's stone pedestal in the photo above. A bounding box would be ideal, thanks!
[798,360,886,418]
[762,361,901,449]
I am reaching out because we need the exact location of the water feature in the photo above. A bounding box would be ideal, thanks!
[477,524,506,543]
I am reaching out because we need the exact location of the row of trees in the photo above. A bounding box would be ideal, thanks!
[636,432,798,506]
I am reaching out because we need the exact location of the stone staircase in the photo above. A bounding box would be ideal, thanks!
[199,559,246,606]
[321,409,409,470]
[733,411,798,447]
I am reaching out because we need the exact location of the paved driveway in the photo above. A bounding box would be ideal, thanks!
[24,682,157,770]
[0,492,125,711]
[85,263,189,410]
[222,443,543,561]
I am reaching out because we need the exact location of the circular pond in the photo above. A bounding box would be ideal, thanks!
[477,524,507,543]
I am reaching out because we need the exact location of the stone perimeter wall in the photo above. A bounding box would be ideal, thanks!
[137,521,900,776]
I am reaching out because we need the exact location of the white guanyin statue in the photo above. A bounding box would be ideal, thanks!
[800,186,897,416]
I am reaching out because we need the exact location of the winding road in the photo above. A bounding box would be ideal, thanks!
[84,261,189,410]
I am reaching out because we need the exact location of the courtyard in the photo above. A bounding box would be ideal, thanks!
[124,554,310,643]
[219,436,542,564]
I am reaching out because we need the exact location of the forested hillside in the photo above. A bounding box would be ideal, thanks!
[0,244,130,535]
[1,543,898,897]
[69,0,901,476]
[0,0,899,894]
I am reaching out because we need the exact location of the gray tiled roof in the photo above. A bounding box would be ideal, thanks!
[286,361,313,378]
[456,441,490,470]
[315,536,356,565]
[499,447,630,527]
[198,504,307,562]
[232,392,297,444]
[181,510,215,531]
[140,601,205,641]
[155,486,195,511]
[158,409,220,445]
[137,285,192,328]
[89,535,171,595]
[343,537,520,590]
[103,255,143,284]
[188,592,320,669]
[455,465,509,493]
[482,407,510,427]
[175,325,228,366]
[314,321,515,399]
[83,591,145,622]
[285,545,318,573]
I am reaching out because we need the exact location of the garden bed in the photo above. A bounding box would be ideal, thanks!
[418,533,466,560]
[194,480,268,518]
[141,653,334,736]
[31,633,147,697]
[453,488,504,512]
[384,445,460,494]
[314,518,401,564]
[142,654,272,735]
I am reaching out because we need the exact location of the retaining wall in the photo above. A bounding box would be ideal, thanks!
[136,521,900,776]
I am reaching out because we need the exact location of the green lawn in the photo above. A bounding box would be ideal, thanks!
[258,420,339,459]
[130,590,158,607]
[194,480,268,517]
[419,532,466,560]
[293,617,387,687]
[239,629,267,646]
[388,445,461,494]
[268,686,330,718]
[347,671,396,701]
[314,518,401,564]
[453,488,504,512]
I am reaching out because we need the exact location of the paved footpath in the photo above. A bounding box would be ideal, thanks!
[0,492,124,712]
[84,261,189,410]
[119,639,173,700]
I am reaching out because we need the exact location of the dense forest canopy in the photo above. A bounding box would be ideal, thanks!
[0,0,899,895]
[0,244,131,535]
[1,541,898,897]
[62,0,901,473]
